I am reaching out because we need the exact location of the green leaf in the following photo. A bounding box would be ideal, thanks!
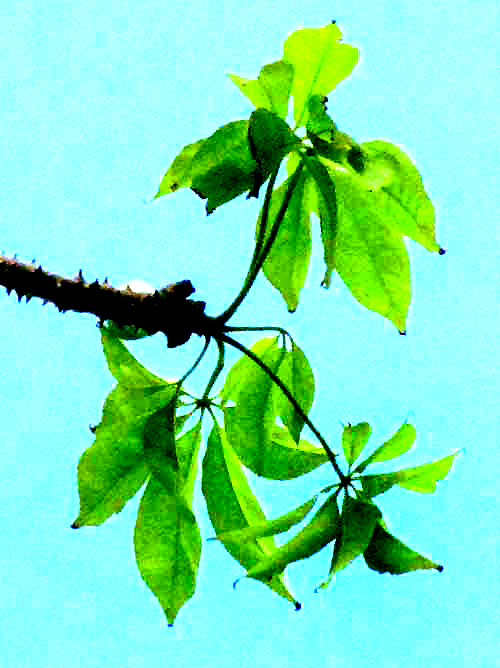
[360,451,459,498]
[134,475,202,626]
[330,496,381,574]
[225,415,328,480]
[361,141,442,252]
[257,170,314,312]
[354,423,416,474]
[342,422,372,468]
[306,94,337,141]
[142,393,180,491]
[155,138,206,198]
[209,495,318,544]
[176,420,203,505]
[229,60,294,120]
[363,522,443,574]
[245,493,340,581]
[328,163,412,332]
[202,423,299,607]
[300,152,338,287]
[101,330,167,387]
[72,383,176,527]
[275,341,315,441]
[248,108,299,196]
[284,24,359,128]
[190,120,258,213]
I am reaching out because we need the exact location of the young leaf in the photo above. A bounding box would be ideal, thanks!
[363,522,443,574]
[354,423,416,474]
[228,60,294,120]
[361,141,441,252]
[330,496,381,574]
[360,451,459,498]
[342,422,372,468]
[257,171,314,311]
[202,423,299,607]
[209,495,318,544]
[134,475,202,626]
[284,24,359,128]
[189,120,258,213]
[327,164,412,332]
[245,494,340,581]
[155,138,206,199]
[224,414,328,480]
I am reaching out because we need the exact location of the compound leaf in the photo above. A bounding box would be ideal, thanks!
[202,423,299,607]
[284,24,359,128]
[229,60,294,120]
[363,522,443,574]
[134,475,202,626]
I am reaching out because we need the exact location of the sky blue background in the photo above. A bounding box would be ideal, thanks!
[1,1,498,667]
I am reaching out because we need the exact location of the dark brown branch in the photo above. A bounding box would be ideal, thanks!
[0,255,211,348]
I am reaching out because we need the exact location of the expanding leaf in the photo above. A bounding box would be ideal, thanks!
[155,139,206,198]
[209,495,318,544]
[134,475,202,626]
[248,108,299,197]
[361,141,441,252]
[364,522,443,574]
[189,120,257,213]
[225,415,328,480]
[229,60,294,120]
[202,423,299,607]
[284,24,359,127]
[342,422,372,468]
[327,164,412,332]
[330,496,381,574]
[360,452,458,498]
[257,169,314,312]
[354,423,416,474]
[245,494,340,581]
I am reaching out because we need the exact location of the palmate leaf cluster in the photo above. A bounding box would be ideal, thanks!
[69,24,455,626]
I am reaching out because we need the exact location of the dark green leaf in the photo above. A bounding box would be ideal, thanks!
[190,120,258,213]
[275,341,315,441]
[331,496,381,574]
[202,424,299,607]
[134,475,202,626]
[248,108,299,182]
[342,422,372,468]
[364,522,443,574]
[284,24,359,127]
[355,423,416,474]
[229,60,294,120]
[209,495,318,544]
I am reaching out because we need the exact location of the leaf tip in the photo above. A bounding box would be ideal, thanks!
[398,330,407,336]
[70,521,80,529]
[437,564,444,572]
[438,248,446,255]
[294,601,302,611]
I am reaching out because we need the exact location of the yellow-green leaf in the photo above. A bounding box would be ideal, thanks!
[229,60,294,120]
[342,422,372,468]
[331,496,381,574]
[155,139,206,198]
[355,423,416,474]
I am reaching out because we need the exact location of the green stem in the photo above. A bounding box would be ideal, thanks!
[178,335,211,385]
[201,337,225,402]
[223,325,294,345]
[220,333,347,483]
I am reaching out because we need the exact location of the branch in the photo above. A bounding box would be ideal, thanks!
[0,255,210,348]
